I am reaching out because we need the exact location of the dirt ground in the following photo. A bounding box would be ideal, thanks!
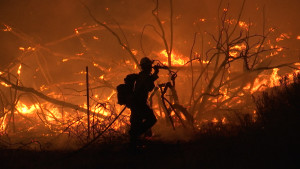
[0,132,296,169]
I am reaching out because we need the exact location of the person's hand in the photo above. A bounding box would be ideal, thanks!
[153,65,160,73]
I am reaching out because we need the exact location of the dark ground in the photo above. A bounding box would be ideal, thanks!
[0,132,297,169]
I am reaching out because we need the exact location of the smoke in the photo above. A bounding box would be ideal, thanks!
[0,0,299,67]
[0,0,299,147]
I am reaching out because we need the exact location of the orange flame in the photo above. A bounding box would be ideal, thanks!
[160,50,189,66]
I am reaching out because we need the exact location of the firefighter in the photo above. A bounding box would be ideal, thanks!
[127,57,159,149]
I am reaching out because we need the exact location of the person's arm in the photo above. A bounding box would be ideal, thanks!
[151,66,159,81]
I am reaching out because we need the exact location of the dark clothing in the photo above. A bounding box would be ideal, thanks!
[133,71,158,104]
[129,104,156,137]
[125,70,158,146]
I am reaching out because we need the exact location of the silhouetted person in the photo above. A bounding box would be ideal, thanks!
[125,57,159,149]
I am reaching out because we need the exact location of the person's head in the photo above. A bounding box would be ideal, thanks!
[140,57,153,73]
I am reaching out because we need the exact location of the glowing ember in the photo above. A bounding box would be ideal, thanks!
[276,33,291,42]
[17,64,22,75]
[212,117,218,123]
[131,49,138,55]
[1,82,11,87]
[238,21,249,30]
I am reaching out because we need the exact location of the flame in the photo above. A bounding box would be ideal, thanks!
[221,117,227,124]
[62,58,69,62]
[107,91,116,101]
[16,103,37,115]
[238,21,249,30]
[17,64,22,76]
[250,68,282,93]
[1,82,11,87]
[74,28,79,34]
[212,117,218,123]
[131,49,138,56]
[270,68,280,86]
[229,44,246,57]
[160,50,189,66]
[0,113,8,131]
[3,24,12,31]
[276,33,290,42]
[18,46,36,52]
[297,36,300,40]
[39,85,49,91]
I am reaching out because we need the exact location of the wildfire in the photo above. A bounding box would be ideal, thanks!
[249,68,282,94]
[159,50,189,66]
[229,44,246,57]
[16,103,37,115]
[1,2,299,151]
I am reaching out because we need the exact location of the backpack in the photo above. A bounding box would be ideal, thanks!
[116,83,133,105]
[116,74,138,106]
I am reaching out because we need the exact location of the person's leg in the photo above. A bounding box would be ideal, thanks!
[139,105,157,135]
[129,109,143,148]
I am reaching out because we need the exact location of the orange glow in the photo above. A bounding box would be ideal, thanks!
[221,117,227,124]
[250,68,282,93]
[62,58,69,62]
[212,117,218,123]
[229,44,246,57]
[17,64,22,75]
[16,103,38,115]
[131,49,138,56]
[297,36,300,40]
[160,50,189,66]
[276,33,290,42]
[270,68,280,86]
[3,24,12,31]
[238,21,249,30]
[1,82,11,87]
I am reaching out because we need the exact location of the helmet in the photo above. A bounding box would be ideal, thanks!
[140,57,153,67]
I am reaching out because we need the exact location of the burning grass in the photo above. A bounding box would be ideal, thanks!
[0,0,299,152]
